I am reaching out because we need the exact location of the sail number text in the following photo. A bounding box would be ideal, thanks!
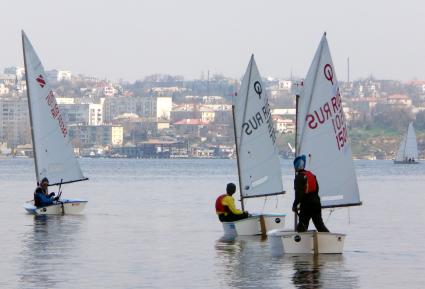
[242,98,276,145]
[46,91,68,138]
[305,87,348,150]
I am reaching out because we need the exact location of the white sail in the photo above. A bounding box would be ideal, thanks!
[297,34,361,208]
[395,122,418,161]
[395,134,408,161]
[22,31,87,185]
[234,55,283,198]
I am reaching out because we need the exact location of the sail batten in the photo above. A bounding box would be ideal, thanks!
[322,202,362,209]
[22,31,86,185]
[297,34,361,208]
[234,56,284,199]
[242,191,286,199]
[49,178,89,186]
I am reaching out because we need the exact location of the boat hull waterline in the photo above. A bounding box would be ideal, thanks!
[222,213,286,237]
[268,229,345,255]
[23,199,88,215]
[393,160,419,164]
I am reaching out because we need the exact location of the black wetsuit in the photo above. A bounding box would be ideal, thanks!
[292,170,329,232]
[218,212,249,222]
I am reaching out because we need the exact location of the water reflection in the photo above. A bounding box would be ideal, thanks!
[215,236,359,289]
[289,255,337,289]
[18,215,85,289]
[215,236,284,289]
[291,255,322,289]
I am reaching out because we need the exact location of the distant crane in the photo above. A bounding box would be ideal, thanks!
[288,142,295,154]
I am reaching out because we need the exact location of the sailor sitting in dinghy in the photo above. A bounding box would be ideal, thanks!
[215,183,249,222]
[34,177,59,207]
[292,155,329,232]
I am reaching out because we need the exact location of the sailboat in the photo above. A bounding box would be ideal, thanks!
[221,56,286,237]
[21,31,88,215]
[268,33,362,254]
[394,122,419,164]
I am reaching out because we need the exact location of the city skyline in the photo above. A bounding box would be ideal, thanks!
[1,0,425,81]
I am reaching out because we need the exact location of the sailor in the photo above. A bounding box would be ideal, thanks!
[215,183,249,222]
[292,155,329,232]
[34,177,58,207]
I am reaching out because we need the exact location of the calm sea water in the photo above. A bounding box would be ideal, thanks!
[0,158,424,289]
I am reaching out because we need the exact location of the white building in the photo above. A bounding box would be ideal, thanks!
[171,104,231,123]
[46,70,72,82]
[0,97,30,147]
[278,80,292,91]
[202,95,224,104]
[3,67,25,79]
[0,83,10,95]
[57,98,103,126]
[68,125,123,147]
[103,96,172,122]
[0,74,16,86]
[271,108,296,117]
[273,116,295,133]
[56,97,76,105]
[156,96,172,120]
[104,86,117,97]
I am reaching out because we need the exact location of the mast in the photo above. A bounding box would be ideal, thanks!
[298,33,326,153]
[294,94,299,230]
[232,104,244,211]
[402,129,408,159]
[207,70,210,98]
[22,31,39,184]
[236,56,255,210]
[347,57,350,83]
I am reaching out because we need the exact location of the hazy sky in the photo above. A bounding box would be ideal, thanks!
[2,0,425,81]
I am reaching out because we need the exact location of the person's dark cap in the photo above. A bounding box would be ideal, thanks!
[41,177,49,185]
[226,183,236,194]
[293,155,306,170]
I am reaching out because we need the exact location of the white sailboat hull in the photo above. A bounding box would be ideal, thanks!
[222,213,286,237]
[23,199,88,215]
[268,230,345,255]
[393,160,419,164]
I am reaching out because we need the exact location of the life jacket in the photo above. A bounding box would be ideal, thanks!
[215,194,227,214]
[34,193,41,207]
[33,187,44,207]
[303,170,317,193]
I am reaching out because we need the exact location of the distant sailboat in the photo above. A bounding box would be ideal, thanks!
[21,31,88,215]
[221,55,286,237]
[268,33,362,254]
[394,122,419,164]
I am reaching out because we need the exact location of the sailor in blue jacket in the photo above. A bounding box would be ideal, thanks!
[34,177,58,207]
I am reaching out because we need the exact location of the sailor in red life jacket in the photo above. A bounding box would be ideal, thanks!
[292,155,329,232]
[215,183,249,222]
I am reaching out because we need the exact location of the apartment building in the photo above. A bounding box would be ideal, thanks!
[57,98,103,125]
[103,96,172,122]
[68,125,123,148]
[0,97,30,147]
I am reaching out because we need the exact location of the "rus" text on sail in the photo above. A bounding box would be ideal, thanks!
[305,88,348,150]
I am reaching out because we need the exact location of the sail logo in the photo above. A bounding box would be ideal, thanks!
[254,81,262,99]
[324,64,334,85]
[36,75,46,88]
